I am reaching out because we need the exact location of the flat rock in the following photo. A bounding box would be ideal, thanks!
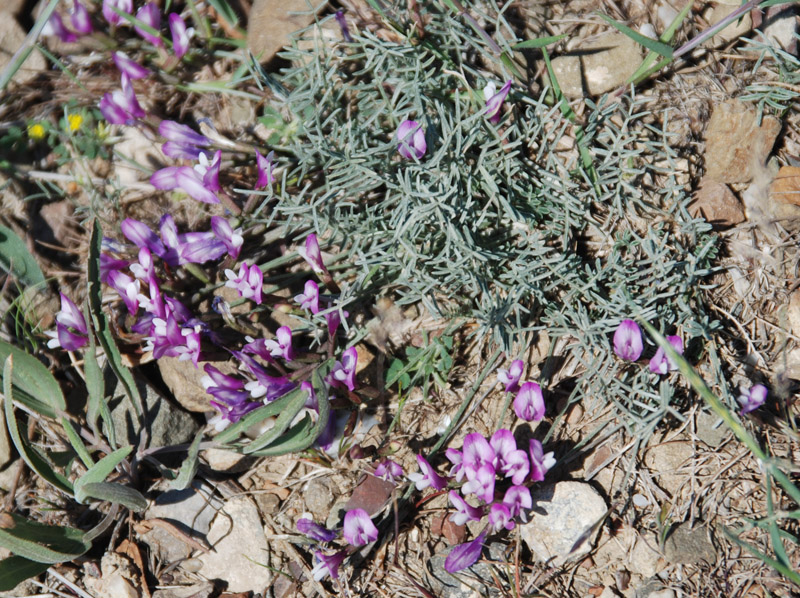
[196,496,272,593]
[426,542,506,598]
[760,4,798,54]
[695,410,728,448]
[630,533,662,578]
[201,447,254,473]
[247,0,326,63]
[689,177,745,228]
[0,14,47,86]
[707,3,752,46]
[520,481,607,565]
[158,356,216,413]
[550,33,642,98]
[642,440,694,498]
[112,127,161,187]
[704,100,781,184]
[83,553,141,598]
[304,477,335,520]
[663,522,716,565]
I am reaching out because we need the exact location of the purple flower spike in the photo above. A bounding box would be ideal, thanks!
[497,359,524,393]
[613,319,643,362]
[295,280,320,314]
[529,439,555,482]
[312,550,347,581]
[448,491,483,526]
[484,80,512,124]
[264,326,295,362]
[444,530,487,574]
[490,429,529,485]
[151,165,220,205]
[46,293,89,351]
[649,335,683,375]
[210,216,242,260]
[297,516,337,543]
[298,234,327,276]
[71,1,93,35]
[42,12,77,43]
[374,459,403,483]
[159,120,209,148]
[103,0,132,26]
[168,13,191,58]
[502,485,532,521]
[224,262,264,305]
[488,503,515,532]
[113,52,149,80]
[738,383,768,414]
[329,346,358,391]
[461,463,495,503]
[335,10,353,42]
[513,381,545,422]
[396,120,426,160]
[408,454,448,491]
[343,509,378,547]
[255,150,274,189]
[135,2,163,47]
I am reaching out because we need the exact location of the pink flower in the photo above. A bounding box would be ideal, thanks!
[529,438,555,482]
[135,2,163,47]
[196,150,222,192]
[444,530,486,573]
[263,326,295,362]
[448,491,483,526]
[112,51,149,80]
[408,454,448,491]
[224,262,264,304]
[42,12,77,43]
[396,120,426,159]
[103,0,132,25]
[329,346,358,391]
[461,463,495,503]
[46,293,89,351]
[210,216,242,260]
[150,165,220,205]
[484,79,511,124]
[488,503,514,532]
[99,74,146,125]
[343,508,378,546]
[502,485,532,521]
[312,550,347,581]
[613,319,643,361]
[738,383,768,414]
[490,429,529,485]
[497,359,524,393]
[297,516,336,543]
[255,151,275,189]
[462,433,495,476]
[649,335,683,375]
[294,280,320,314]
[374,459,403,483]
[298,234,327,276]
[168,13,191,58]
[513,381,545,422]
[70,1,93,35]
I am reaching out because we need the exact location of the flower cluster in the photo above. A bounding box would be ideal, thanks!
[296,508,379,581]
[410,429,555,573]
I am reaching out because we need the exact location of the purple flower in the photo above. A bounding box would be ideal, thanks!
[334,10,352,42]
[484,80,512,124]
[149,314,202,365]
[343,509,378,546]
[122,218,165,257]
[528,439,555,482]
[312,550,347,581]
[129,248,155,281]
[135,2,163,47]
[323,305,348,338]
[488,503,515,532]
[613,319,643,362]
[264,326,295,362]
[42,12,77,43]
[236,352,295,401]
[159,120,209,150]
[445,448,466,482]
[151,165,220,205]
[70,1,93,35]
[242,337,275,363]
[649,335,683,375]
[224,262,263,305]
[490,429,529,485]
[202,364,245,394]
[513,381,545,422]
[103,0,132,26]
[208,398,259,431]
[107,270,140,314]
[297,516,336,543]
[178,231,227,264]
[738,383,768,414]
[210,216,242,260]
[99,74,146,125]
[448,491,483,526]
[298,234,327,276]
[396,120,426,160]
[462,433,495,479]
[196,150,222,192]
[295,280,320,314]
[502,485,532,521]
[329,346,358,392]
[46,293,88,351]
[112,51,149,80]
[408,454,448,491]
[374,459,403,483]
[168,13,191,58]
[255,151,274,189]
[461,463,495,503]
[444,530,487,573]
[497,359,523,393]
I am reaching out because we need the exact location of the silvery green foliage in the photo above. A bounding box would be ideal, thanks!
[273,2,718,430]
[739,37,800,117]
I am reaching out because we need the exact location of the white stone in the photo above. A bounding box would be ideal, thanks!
[520,481,607,565]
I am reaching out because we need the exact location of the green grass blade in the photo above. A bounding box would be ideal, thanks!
[0,556,49,591]
[0,226,45,289]
[0,339,65,418]
[0,513,89,564]
[627,0,693,84]
[206,0,240,27]
[73,445,133,504]
[79,482,147,512]
[512,34,567,49]
[171,430,203,491]
[60,419,93,469]
[597,13,674,58]
[82,313,115,449]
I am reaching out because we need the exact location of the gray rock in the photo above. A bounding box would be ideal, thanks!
[110,377,199,449]
[520,481,607,566]
[196,495,272,593]
[247,0,325,63]
[0,14,47,86]
[695,410,728,448]
[663,522,716,565]
[642,441,694,498]
[152,582,215,598]
[707,3,752,46]
[158,356,215,414]
[426,542,506,598]
[140,481,222,564]
[304,478,335,520]
[760,4,798,54]
[550,33,642,98]
[201,447,254,473]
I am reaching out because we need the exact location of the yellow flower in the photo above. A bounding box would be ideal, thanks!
[27,123,46,141]
[68,114,83,132]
